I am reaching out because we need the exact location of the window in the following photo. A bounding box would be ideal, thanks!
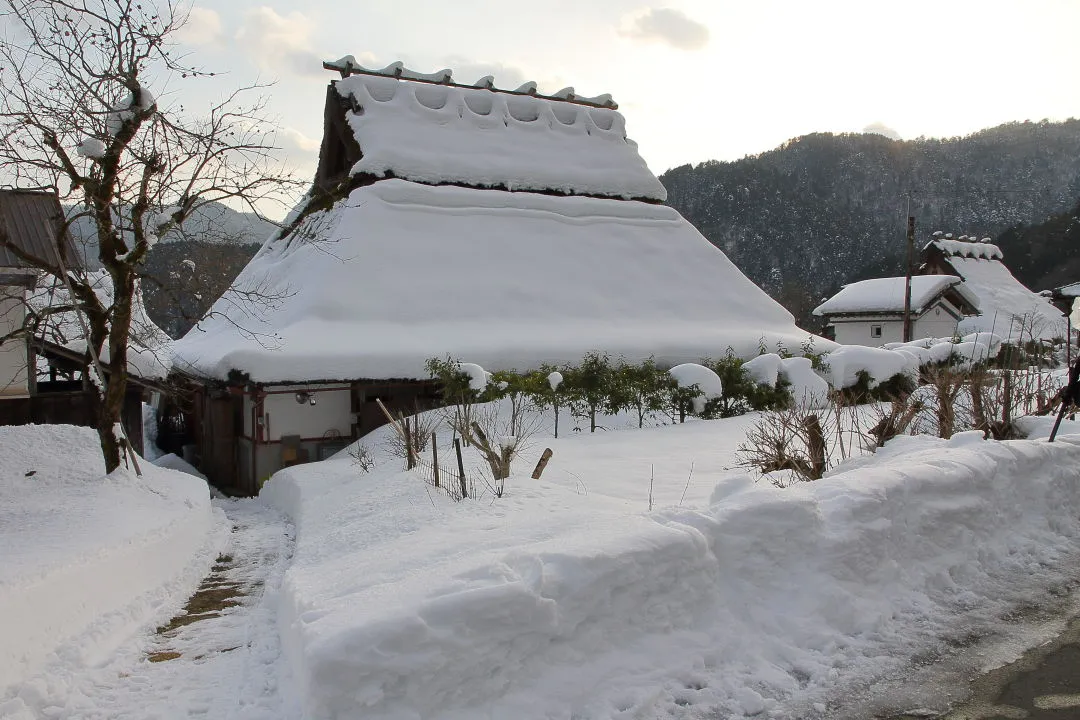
[870,324,883,338]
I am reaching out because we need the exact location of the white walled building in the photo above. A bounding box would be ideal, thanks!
[814,275,979,347]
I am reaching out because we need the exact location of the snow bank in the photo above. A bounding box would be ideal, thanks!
[0,425,225,713]
[261,416,1080,719]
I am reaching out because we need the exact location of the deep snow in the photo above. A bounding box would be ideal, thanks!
[0,425,225,717]
[260,407,1080,720]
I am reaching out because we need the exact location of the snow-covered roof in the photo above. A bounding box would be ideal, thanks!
[29,271,172,379]
[1052,281,1080,298]
[939,256,1066,340]
[924,234,1004,261]
[812,275,977,317]
[173,179,819,383]
[330,71,666,201]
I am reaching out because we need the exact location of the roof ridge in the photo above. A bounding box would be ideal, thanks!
[323,56,617,110]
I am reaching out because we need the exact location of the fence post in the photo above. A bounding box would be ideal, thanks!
[454,438,468,499]
[432,433,440,488]
[531,448,553,479]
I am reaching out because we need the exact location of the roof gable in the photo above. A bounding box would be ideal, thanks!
[0,190,81,270]
[317,65,666,201]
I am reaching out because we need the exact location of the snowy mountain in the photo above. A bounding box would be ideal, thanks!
[661,119,1080,326]
[67,201,278,268]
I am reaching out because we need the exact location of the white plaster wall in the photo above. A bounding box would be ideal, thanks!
[832,319,904,347]
[0,294,29,397]
[914,304,961,341]
[262,385,351,441]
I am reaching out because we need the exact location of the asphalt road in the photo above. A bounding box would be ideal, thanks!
[894,615,1080,720]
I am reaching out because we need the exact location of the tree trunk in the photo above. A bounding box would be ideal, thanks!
[97,267,135,473]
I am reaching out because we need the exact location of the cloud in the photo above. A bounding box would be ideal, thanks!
[235,7,324,77]
[863,122,902,140]
[621,8,710,51]
[176,6,223,46]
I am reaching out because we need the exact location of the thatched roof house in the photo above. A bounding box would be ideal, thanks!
[919,232,1065,341]
[170,60,819,492]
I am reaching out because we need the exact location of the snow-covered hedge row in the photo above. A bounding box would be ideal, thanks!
[747,333,1004,408]
[0,426,226,713]
[263,426,1080,719]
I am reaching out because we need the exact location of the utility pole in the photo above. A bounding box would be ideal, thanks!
[902,215,915,342]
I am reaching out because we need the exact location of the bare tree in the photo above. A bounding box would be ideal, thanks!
[0,0,302,471]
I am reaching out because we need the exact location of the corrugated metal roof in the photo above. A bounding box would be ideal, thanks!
[0,190,82,270]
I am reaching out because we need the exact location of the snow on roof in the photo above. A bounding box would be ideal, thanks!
[332,73,667,201]
[942,256,1066,340]
[29,271,172,379]
[173,179,818,383]
[812,275,977,316]
[924,237,1004,261]
[1053,281,1080,298]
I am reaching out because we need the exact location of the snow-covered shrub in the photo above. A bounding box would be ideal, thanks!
[703,352,791,418]
[668,363,723,421]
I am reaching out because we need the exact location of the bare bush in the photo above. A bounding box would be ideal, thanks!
[738,404,832,486]
[452,402,542,495]
[385,410,439,463]
[349,444,375,473]
[865,397,925,449]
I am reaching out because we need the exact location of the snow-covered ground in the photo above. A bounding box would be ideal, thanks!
[261,407,1080,720]
[6,405,1080,720]
[0,425,226,718]
[54,499,296,720]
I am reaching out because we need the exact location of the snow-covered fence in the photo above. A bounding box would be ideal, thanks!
[410,434,479,501]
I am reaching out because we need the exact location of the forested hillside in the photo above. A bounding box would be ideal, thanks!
[660,120,1080,326]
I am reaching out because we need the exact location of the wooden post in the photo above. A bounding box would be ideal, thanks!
[432,432,440,488]
[531,448,553,479]
[903,216,915,343]
[401,413,415,469]
[454,438,468,499]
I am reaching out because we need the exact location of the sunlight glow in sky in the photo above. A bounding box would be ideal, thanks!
[172,0,1080,185]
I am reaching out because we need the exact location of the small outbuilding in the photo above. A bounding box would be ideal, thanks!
[814,275,979,347]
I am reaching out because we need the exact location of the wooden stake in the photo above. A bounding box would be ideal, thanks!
[531,448,553,479]
[454,438,468,499]
[432,433,440,488]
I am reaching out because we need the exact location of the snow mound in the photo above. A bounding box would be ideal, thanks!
[0,425,225,712]
[260,424,1080,719]
[823,344,917,389]
[669,362,723,413]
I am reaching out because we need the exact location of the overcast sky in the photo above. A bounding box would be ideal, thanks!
[167,0,1080,189]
